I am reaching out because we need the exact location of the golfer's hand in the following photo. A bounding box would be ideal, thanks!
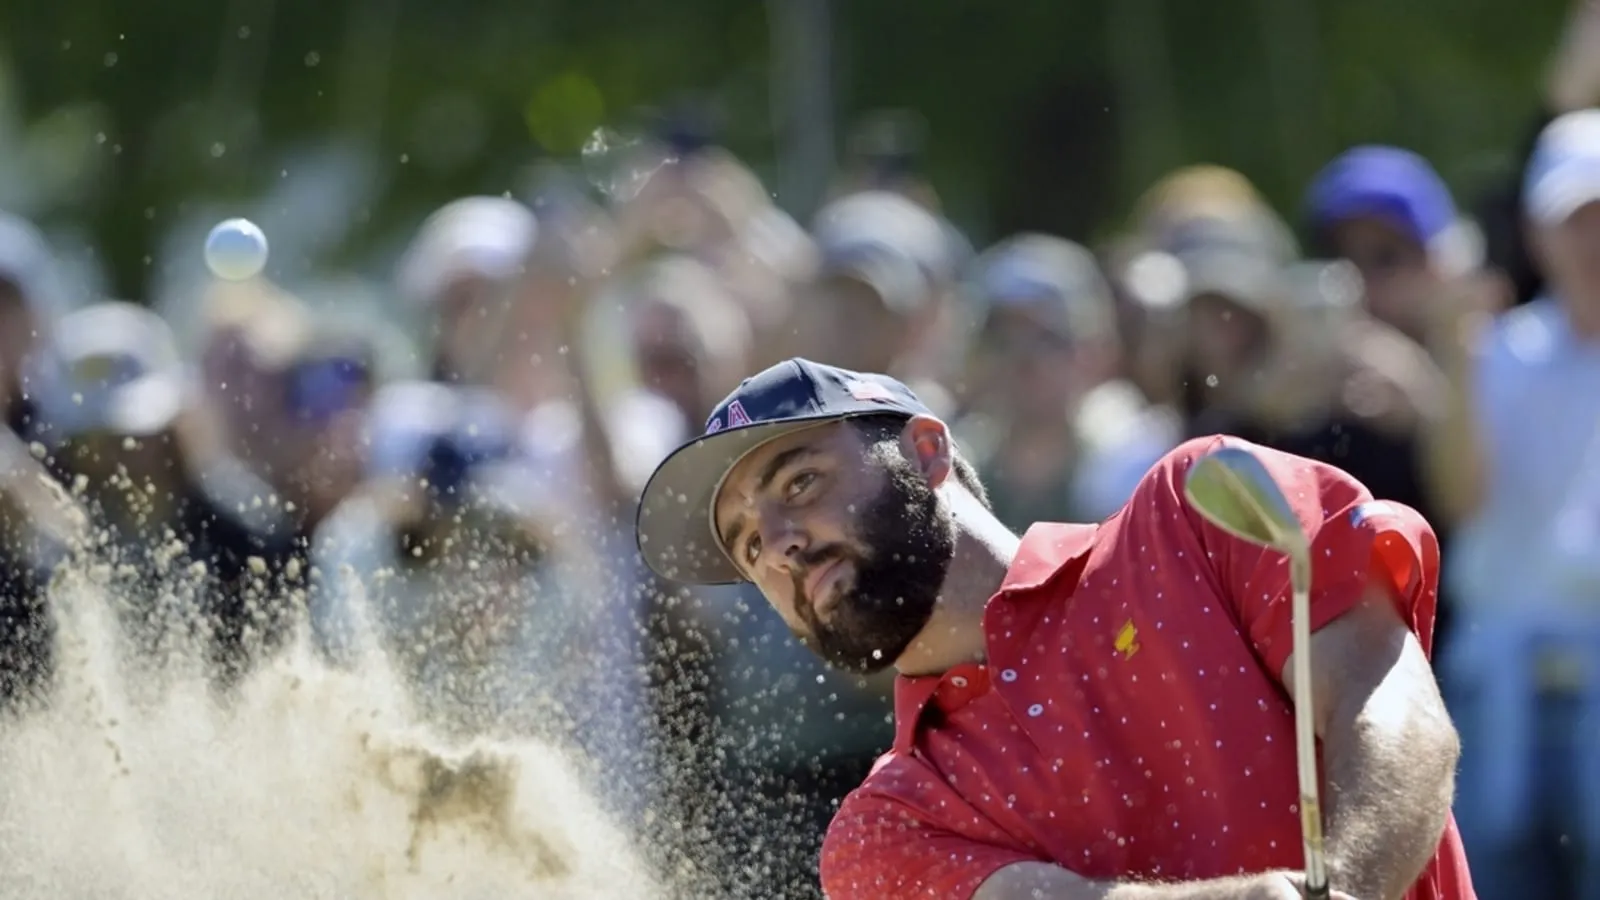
[1266,871,1363,900]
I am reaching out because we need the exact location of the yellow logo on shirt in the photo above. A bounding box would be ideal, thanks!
[1114,619,1140,659]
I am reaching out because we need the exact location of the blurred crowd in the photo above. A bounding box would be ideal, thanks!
[0,6,1599,900]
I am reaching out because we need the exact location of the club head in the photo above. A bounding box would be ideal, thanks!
[1183,445,1306,553]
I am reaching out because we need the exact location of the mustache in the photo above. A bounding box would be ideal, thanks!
[788,545,852,615]
[794,544,848,572]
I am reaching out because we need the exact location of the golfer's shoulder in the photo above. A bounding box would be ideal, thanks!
[821,752,1028,896]
[1133,435,1370,502]
[824,750,963,836]
[1129,435,1230,493]
[1116,436,1399,544]
[1110,434,1227,517]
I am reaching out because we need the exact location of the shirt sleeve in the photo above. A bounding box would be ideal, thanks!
[1165,435,1442,678]
[820,789,1037,900]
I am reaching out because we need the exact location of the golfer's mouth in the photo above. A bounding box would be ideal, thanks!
[806,559,849,622]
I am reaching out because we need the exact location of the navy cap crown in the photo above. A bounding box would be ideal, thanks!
[702,359,927,436]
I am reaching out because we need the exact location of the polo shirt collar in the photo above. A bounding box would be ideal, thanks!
[891,522,1097,753]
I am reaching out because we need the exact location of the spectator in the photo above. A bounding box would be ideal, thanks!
[620,254,753,429]
[1305,145,1485,346]
[789,190,964,414]
[312,386,611,739]
[1444,108,1600,900]
[192,279,315,487]
[956,232,1178,528]
[0,212,72,709]
[1139,186,1451,565]
[24,301,300,684]
[395,195,538,386]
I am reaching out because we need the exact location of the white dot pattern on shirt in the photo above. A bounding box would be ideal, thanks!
[837,443,1432,896]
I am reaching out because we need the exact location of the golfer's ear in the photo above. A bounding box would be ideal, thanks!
[900,414,953,488]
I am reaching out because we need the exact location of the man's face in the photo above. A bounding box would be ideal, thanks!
[971,305,1093,416]
[1187,291,1268,381]
[1328,216,1439,340]
[1538,201,1600,318]
[629,302,707,423]
[712,420,953,674]
[433,273,515,382]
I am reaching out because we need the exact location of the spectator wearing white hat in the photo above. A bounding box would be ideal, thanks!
[958,233,1179,530]
[1444,108,1600,900]
[395,195,538,386]
[23,301,299,685]
[789,190,967,416]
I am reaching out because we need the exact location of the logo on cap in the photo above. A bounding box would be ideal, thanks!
[704,399,752,435]
[846,380,896,403]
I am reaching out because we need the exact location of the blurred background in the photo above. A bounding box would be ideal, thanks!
[0,0,1596,898]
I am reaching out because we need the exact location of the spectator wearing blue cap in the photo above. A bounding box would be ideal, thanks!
[1306,145,1484,346]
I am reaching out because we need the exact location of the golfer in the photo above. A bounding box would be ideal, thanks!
[636,359,1473,900]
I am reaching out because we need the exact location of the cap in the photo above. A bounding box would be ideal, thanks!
[636,358,931,585]
[811,190,956,315]
[1132,165,1274,240]
[24,301,189,444]
[1525,109,1600,225]
[1160,214,1289,311]
[973,233,1116,343]
[396,196,537,306]
[282,335,374,425]
[1307,145,1458,246]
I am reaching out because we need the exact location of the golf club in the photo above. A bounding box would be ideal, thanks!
[1184,445,1329,900]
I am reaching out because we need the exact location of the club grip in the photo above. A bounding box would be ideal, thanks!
[1304,882,1330,900]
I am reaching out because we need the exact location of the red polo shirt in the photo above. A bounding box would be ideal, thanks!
[819,436,1473,900]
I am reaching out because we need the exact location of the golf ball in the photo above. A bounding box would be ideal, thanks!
[204,218,269,281]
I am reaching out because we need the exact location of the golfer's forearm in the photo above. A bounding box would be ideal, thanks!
[1321,677,1459,899]
[974,862,1283,900]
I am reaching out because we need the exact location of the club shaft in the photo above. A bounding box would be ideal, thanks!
[1290,553,1329,897]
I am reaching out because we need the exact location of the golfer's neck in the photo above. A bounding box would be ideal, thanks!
[895,502,1019,678]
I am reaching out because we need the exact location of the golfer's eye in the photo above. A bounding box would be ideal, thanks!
[744,533,762,565]
[785,471,818,500]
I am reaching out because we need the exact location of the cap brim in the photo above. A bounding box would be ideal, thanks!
[41,374,186,443]
[1181,252,1280,310]
[1311,192,1430,245]
[106,375,185,437]
[819,253,927,316]
[636,412,873,585]
[1528,164,1600,225]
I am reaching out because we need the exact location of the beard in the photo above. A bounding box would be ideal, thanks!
[798,453,954,674]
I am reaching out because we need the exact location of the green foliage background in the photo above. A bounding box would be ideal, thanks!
[0,0,1571,299]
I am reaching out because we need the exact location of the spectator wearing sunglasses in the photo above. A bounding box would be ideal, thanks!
[272,325,380,536]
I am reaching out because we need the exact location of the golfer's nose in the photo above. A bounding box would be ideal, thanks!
[757,515,808,577]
